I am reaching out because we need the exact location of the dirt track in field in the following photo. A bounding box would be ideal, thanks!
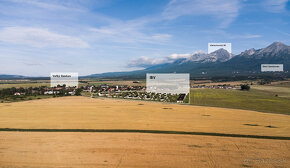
[0,132,289,168]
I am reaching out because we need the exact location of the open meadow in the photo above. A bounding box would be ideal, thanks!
[0,81,50,89]
[0,79,145,89]
[190,87,290,115]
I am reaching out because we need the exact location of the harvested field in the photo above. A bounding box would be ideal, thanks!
[0,96,289,137]
[0,132,289,168]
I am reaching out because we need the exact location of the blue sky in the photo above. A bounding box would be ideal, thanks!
[0,0,289,76]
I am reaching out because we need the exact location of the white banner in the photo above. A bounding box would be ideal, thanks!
[146,73,190,94]
[261,64,283,72]
[50,72,78,87]
[208,43,231,54]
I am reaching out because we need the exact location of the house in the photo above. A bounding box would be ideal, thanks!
[89,86,95,92]
[44,91,59,95]
[108,88,114,92]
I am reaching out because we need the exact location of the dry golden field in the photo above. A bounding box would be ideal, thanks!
[0,96,289,137]
[0,132,289,168]
[0,97,290,167]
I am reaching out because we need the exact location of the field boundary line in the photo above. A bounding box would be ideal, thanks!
[1,128,290,140]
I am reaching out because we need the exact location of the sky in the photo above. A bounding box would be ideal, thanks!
[0,0,289,76]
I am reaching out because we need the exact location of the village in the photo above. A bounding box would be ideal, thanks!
[84,84,240,103]
[0,82,244,104]
[0,85,80,98]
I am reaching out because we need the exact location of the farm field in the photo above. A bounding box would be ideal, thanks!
[86,80,145,86]
[0,96,289,137]
[0,80,145,89]
[0,82,50,89]
[0,95,54,103]
[0,132,289,168]
[191,80,246,87]
[268,80,290,88]
[251,85,290,98]
[190,87,290,115]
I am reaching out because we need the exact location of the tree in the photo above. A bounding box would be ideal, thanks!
[75,88,82,96]
[183,93,190,103]
[241,84,250,91]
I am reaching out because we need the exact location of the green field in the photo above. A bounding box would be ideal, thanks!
[251,85,290,98]
[190,87,290,115]
[0,95,55,103]
[0,83,50,89]
[0,80,145,89]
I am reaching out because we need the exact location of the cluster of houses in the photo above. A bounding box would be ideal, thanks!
[43,87,75,95]
[93,91,187,103]
[12,86,77,96]
[83,85,146,93]
[84,84,187,103]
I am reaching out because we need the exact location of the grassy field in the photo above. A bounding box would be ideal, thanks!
[251,85,290,98]
[0,95,55,103]
[0,96,289,137]
[269,80,290,88]
[0,80,145,89]
[190,87,290,115]
[0,82,50,89]
[86,80,145,86]
[0,132,289,168]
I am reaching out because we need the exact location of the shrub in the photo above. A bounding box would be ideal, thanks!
[241,84,250,91]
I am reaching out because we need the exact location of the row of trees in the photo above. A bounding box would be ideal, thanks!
[0,86,82,99]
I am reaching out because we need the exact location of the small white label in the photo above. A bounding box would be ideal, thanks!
[50,72,78,87]
[261,64,283,72]
[146,73,190,94]
[208,43,231,54]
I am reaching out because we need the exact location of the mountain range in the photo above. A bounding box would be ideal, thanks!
[89,42,290,78]
[1,42,289,79]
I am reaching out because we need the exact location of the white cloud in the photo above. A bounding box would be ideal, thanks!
[127,56,168,68]
[235,34,262,39]
[264,0,288,13]
[0,27,89,48]
[162,0,241,28]
[151,34,172,41]
[167,53,191,60]
[127,53,193,68]
[9,0,79,11]
[201,29,262,39]
[89,25,172,44]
